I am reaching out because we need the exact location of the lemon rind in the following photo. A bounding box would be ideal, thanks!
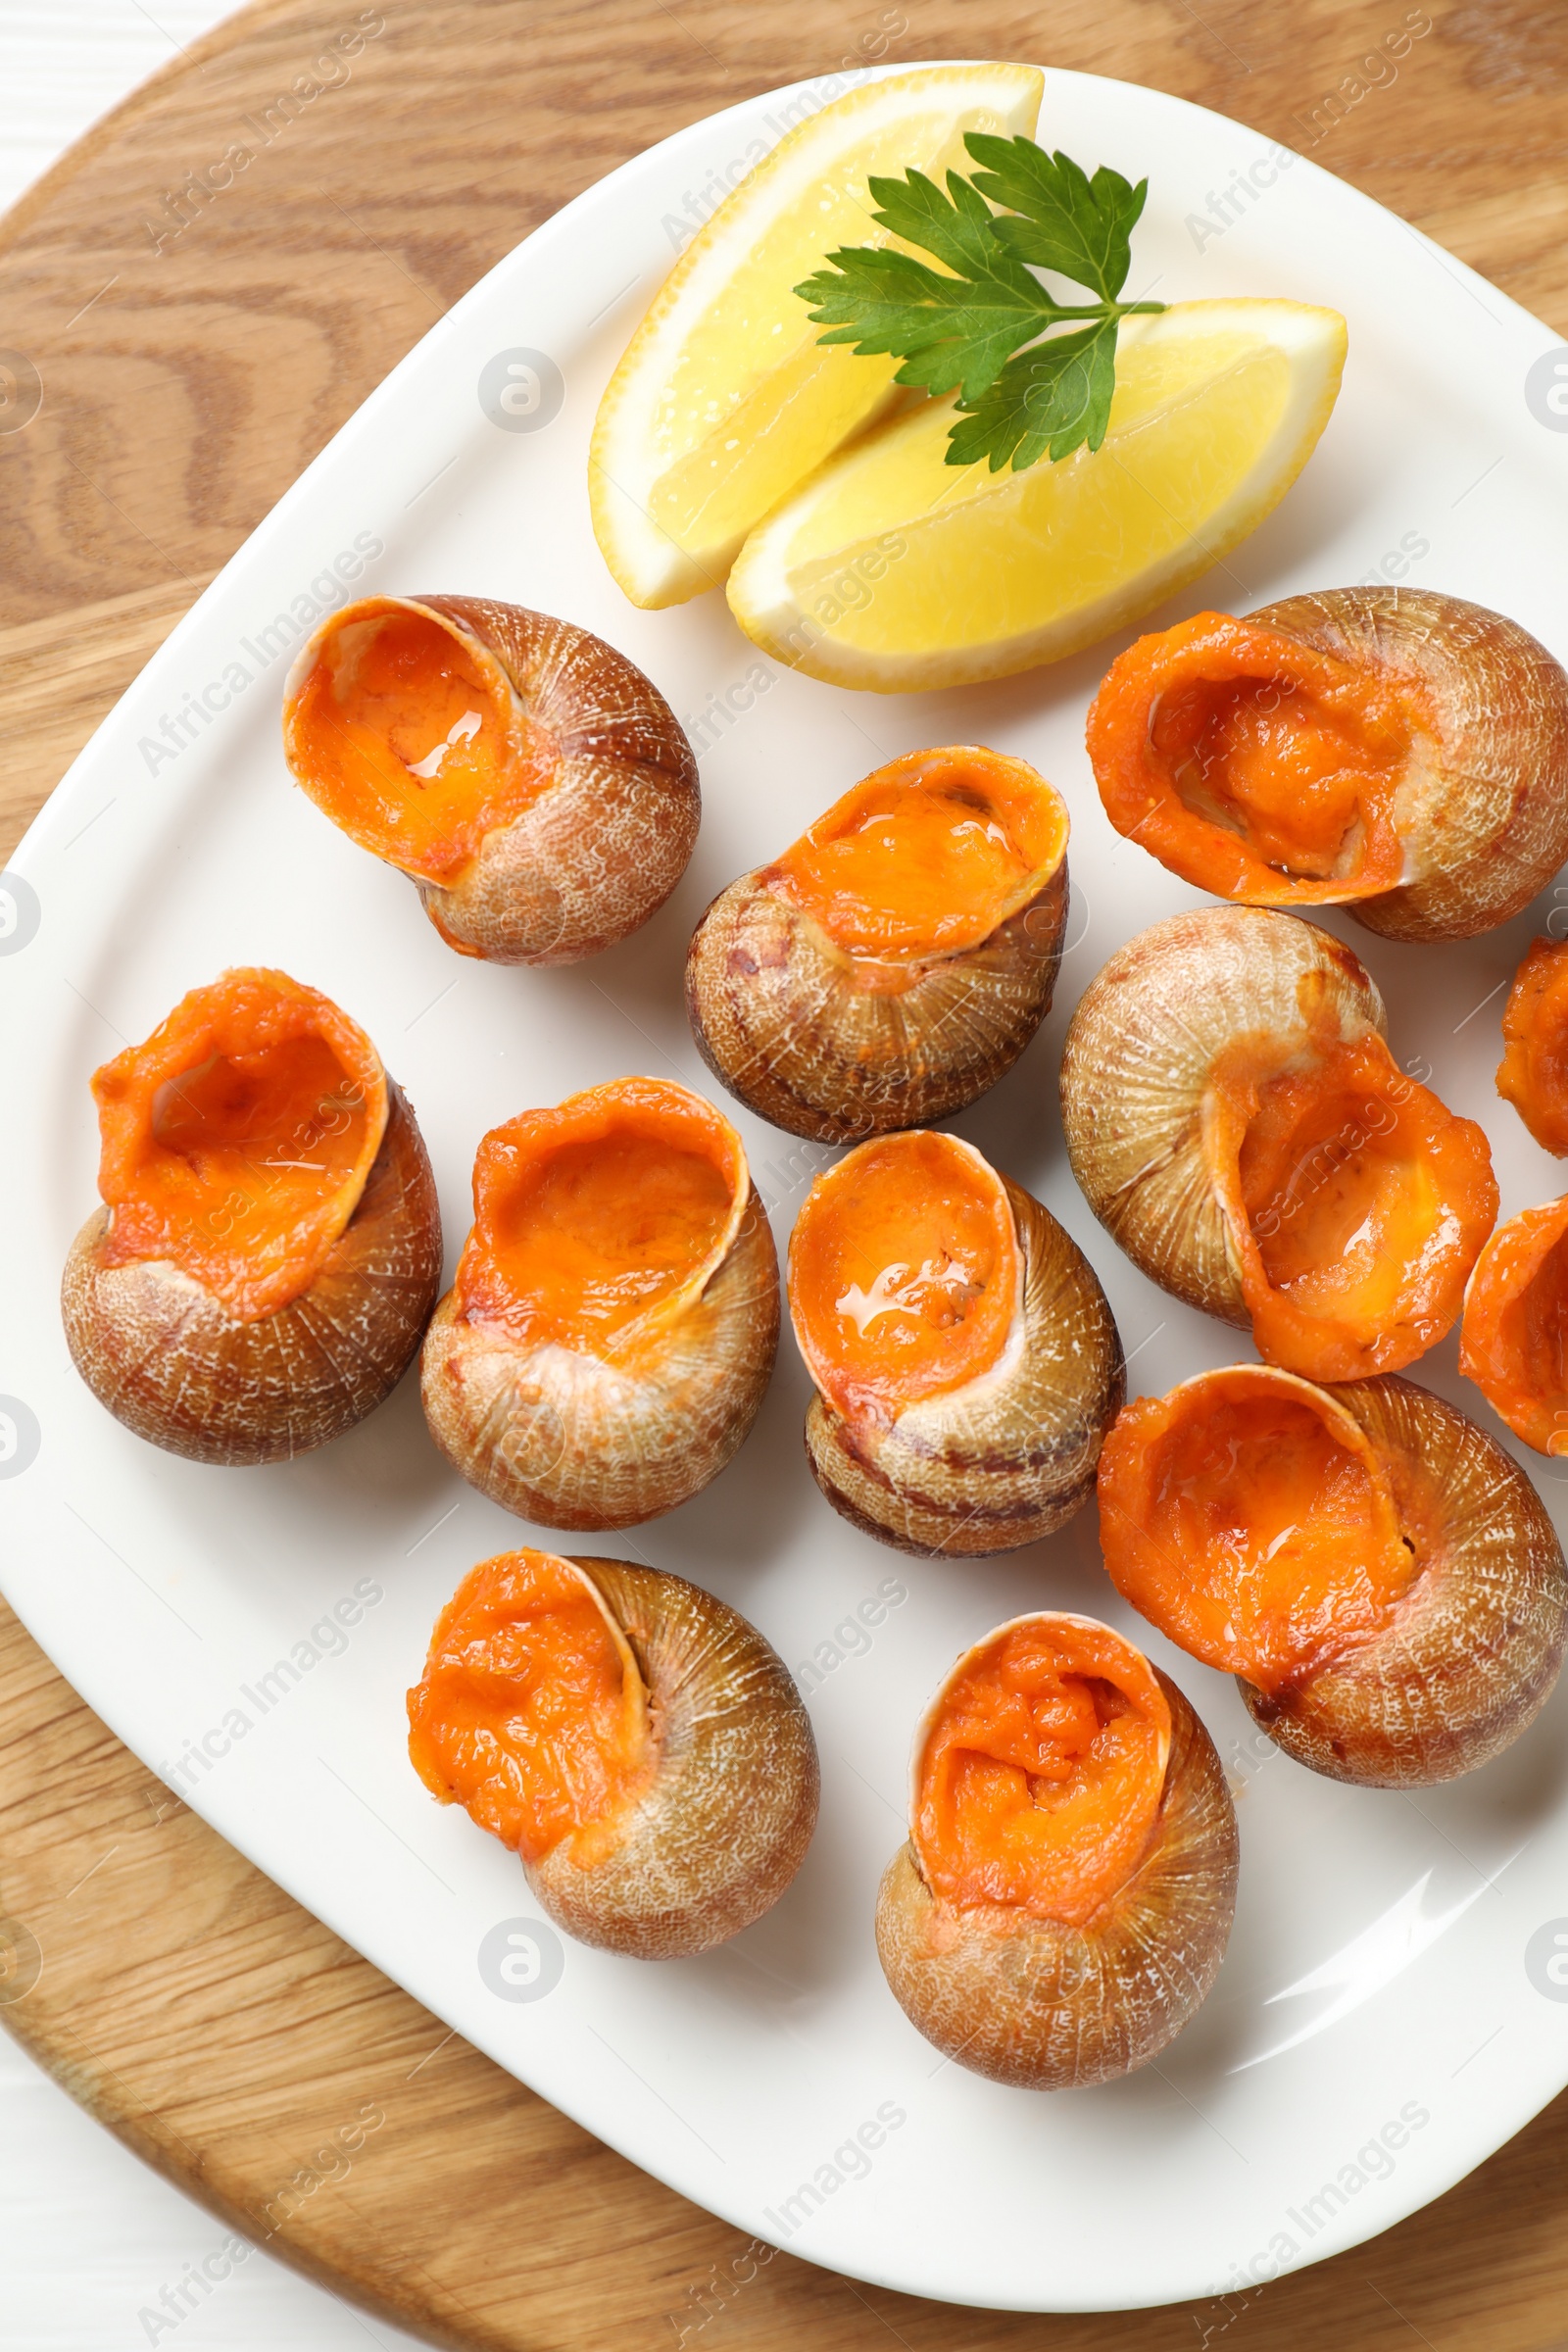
[726,300,1349,691]
[589,61,1045,610]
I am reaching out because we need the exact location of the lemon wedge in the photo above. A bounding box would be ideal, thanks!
[726,300,1348,690]
[589,63,1044,609]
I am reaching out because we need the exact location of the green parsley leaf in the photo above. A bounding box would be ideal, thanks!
[947,318,1120,472]
[793,133,1163,473]
[794,169,1063,402]
[963,136,1149,304]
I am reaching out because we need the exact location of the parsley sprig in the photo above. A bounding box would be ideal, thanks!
[795,134,1164,473]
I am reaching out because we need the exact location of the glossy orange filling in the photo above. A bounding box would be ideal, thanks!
[407,1548,652,1863]
[770,747,1067,962]
[1205,1017,1496,1380]
[1496,938,1568,1156]
[284,597,554,882]
[788,1132,1019,1426]
[914,1616,1170,1926]
[1088,612,1424,905]
[91,967,388,1321]
[1098,1368,1419,1696]
[456,1077,745,1357]
[1460,1197,1568,1455]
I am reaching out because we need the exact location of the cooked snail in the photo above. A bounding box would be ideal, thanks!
[409,1547,818,1956]
[62,967,441,1463]
[1099,1364,1566,1785]
[1059,906,1497,1380]
[687,746,1068,1144]
[1496,936,1568,1154]
[282,594,699,963]
[787,1130,1122,1555]
[421,1077,778,1528]
[1460,1194,1568,1455]
[1088,591,1568,942]
[875,1611,1237,2088]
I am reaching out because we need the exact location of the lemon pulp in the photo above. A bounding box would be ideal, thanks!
[727,301,1348,689]
[590,64,1044,608]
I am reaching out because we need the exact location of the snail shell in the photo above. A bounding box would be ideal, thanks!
[1245,1378,1566,1783]
[876,1625,1236,2090]
[685,747,1069,1145]
[1089,590,1568,942]
[63,1082,440,1465]
[283,594,699,964]
[789,1134,1123,1557]
[1100,1364,1567,1787]
[421,1080,779,1529]
[1059,905,1497,1379]
[531,1558,818,1956]
[409,1550,819,1959]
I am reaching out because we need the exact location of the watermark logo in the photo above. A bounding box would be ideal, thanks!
[684,662,774,760]
[0,872,40,956]
[0,351,42,436]
[753,1131,843,1216]
[478,1915,564,2002]
[667,2240,776,2346]
[142,10,386,257]
[660,14,909,253]
[1358,528,1430,590]
[1526,1918,1568,1999]
[0,1397,41,1480]
[479,348,564,434]
[159,1576,385,1795]
[1188,10,1431,251]
[0,1914,40,2005]
[461,1391,566,1485]
[761,2100,907,2241]
[260,2101,385,2237]
[1525,348,1568,433]
[138,533,385,779]
[1025,880,1090,957]
[1225,1722,1280,1803]
[137,2235,252,2342]
[794,1576,908,1694]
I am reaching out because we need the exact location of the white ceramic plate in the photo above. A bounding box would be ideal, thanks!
[6,61,1568,2317]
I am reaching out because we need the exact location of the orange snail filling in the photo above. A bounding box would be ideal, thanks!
[1203,1008,1496,1378]
[769,746,1067,965]
[285,598,554,883]
[407,1548,652,1864]
[91,967,388,1322]
[1497,938,1568,1156]
[1098,1368,1420,1697]
[788,1132,1019,1426]
[1460,1199,1568,1456]
[914,1618,1171,1928]
[456,1079,745,1357]
[1088,612,1428,904]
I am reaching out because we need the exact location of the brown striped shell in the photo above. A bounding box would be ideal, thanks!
[800,1171,1124,1558]
[875,1663,1236,2089]
[685,840,1067,1146]
[283,594,699,964]
[1059,905,1383,1326]
[61,1084,442,1464]
[1251,589,1568,941]
[526,1557,819,1958]
[1238,1374,1567,1785]
[421,1188,780,1530]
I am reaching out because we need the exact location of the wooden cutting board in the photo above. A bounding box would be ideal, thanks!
[5,3,1568,2345]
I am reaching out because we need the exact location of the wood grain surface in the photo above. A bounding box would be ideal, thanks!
[5,2,1568,2346]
